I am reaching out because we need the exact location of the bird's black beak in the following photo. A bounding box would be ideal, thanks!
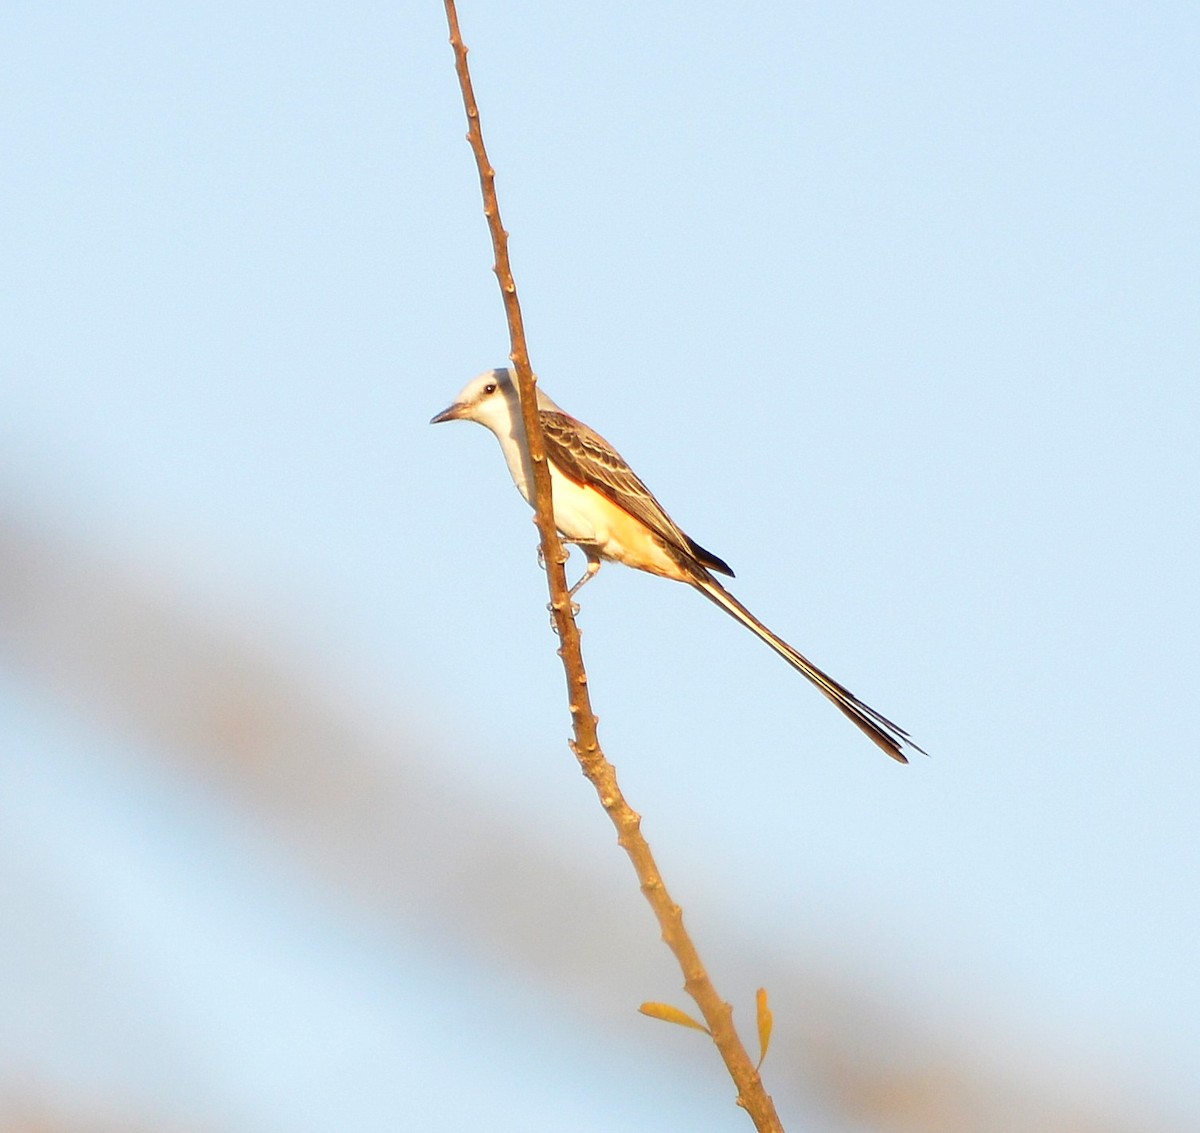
[430,402,465,424]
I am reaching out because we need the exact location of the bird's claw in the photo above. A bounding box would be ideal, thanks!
[546,599,581,633]
[536,542,569,572]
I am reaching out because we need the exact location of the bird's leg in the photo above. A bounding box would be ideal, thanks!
[545,550,600,631]
[568,553,602,599]
[541,544,583,631]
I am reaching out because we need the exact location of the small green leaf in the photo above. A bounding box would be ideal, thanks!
[755,987,774,1068]
[638,1001,710,1034]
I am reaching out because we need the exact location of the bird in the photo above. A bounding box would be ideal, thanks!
[431,367,923,763]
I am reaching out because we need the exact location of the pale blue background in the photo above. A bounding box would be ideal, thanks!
[2,3,1197,1130]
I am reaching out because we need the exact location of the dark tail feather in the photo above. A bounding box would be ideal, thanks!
[693,575,923,763]
[686,537,734,577]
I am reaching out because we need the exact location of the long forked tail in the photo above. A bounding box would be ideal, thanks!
[692,575,924,763]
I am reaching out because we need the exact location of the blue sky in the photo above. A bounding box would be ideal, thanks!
[2,3,1198,1130]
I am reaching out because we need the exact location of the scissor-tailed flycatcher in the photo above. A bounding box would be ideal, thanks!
[432,368,923,763]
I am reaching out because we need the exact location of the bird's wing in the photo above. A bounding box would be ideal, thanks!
[538,409,699,561]
[538,410,734,576]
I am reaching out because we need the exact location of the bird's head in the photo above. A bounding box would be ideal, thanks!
[430,368,519,431]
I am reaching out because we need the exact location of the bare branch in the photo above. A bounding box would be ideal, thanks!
[441,5,784,1128]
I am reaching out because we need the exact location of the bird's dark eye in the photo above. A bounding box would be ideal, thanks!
[483,382,497,395]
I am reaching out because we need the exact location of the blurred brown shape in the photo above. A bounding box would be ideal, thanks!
[0,503,1174,1133]
[0,1086,176,1133]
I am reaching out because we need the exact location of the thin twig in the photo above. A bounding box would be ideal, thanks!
[441,5,784,1130]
